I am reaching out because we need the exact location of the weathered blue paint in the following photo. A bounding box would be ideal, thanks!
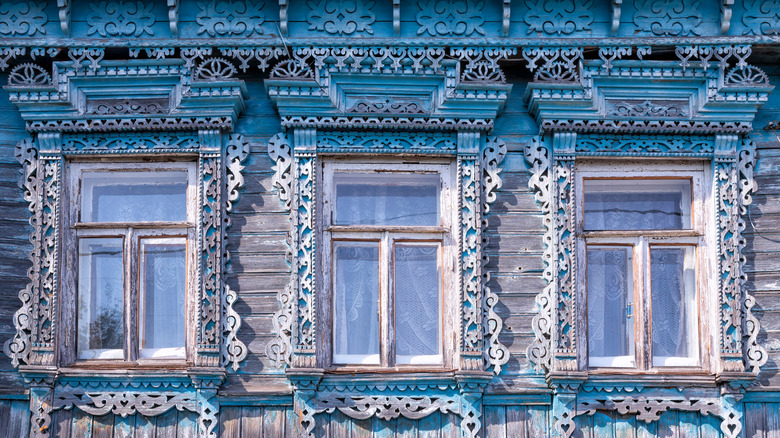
[0,1,780,437]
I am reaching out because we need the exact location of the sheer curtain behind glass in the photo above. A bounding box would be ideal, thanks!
[587,247,634,367]
[395,244,440,364]
[333,244,380,364]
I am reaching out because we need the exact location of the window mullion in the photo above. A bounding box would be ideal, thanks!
[637,236,650,371]
[381,231,393,368]
[125,227,136,363]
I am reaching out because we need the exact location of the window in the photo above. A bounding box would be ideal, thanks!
[66,162,196,362]
[321,161,456,368]
[577,162,708,371]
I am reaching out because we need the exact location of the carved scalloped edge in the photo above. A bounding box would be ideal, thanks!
[524,137,554,373]
[3,139,39,367]
[281,116,493,131]
[481,136,509,375]
[739,139,767,374]
[266,132,294,369]
[318,383,458,392]
[26,117,234,133]
[58,381,194,390]
[540,119,753,135]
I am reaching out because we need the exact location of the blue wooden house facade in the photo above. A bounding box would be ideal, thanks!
[0,1,779,436]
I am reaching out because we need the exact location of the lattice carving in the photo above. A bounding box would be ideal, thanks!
[575,134,713,156]
[674,44,750,72]
[742,0,780,35]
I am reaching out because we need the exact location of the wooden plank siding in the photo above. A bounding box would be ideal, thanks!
[0,57,778,436]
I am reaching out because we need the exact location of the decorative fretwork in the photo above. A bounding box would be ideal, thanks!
[481,136,509,374]
[7,63,50,86]
[293,152,317,366]
[523,0,593,35]
[306,0,376,35]
[633,0,702,36]
[54,389,198,417]
[525,138,554,373]
[522,47,583,83]
[459,154,483,370]
[0,1,47,36]
[525,133,767,379]
[196,0,266,37]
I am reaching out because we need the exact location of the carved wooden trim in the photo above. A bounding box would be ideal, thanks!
[525,133,766,378]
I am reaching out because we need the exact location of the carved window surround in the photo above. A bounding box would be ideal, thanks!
[264,58,514,437]
[522,52,773,438]
[4,59,250,438]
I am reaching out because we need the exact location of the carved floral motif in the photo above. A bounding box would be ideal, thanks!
[347,98,427,114]
[523,0,593,35]
[742,0,780,35]
[725,65,770,86]
[416,0,485,36]
[307,0,376,35]
[0,1,47,36]
[196,0,265,37]
[608,99,689,118]
[7,63,51,86]
[633,0,702,36]
[87,1,155,37]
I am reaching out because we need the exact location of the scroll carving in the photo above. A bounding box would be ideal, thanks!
[738,141,767,374]
[54,390,197,417]
[4,139,39,367]
[523,0,593,35]
[525,138,554,373]
[481,136,509,374]
[0,1,47,36]
[459,155,483,369]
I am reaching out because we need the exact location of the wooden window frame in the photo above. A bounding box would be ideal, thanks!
[319,160,458,372]
[575,160,713,375]
[61,160,198,367]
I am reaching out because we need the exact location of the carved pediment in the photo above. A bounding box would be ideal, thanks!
[526,59,773,134]
[5,59,247,133]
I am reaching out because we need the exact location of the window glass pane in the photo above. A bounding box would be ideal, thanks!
[334,173,439,226]
[139,238,187,359]
[583,179,692,231]
[81,171,187,222]
[395,244,440,364]
[333,242,380,364]
[78,238,124,360]
[587,247,635,367]
[651,246,698,366]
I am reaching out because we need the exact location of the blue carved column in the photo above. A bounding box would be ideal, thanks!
[290,127,318,370]
[550,132,579,373]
